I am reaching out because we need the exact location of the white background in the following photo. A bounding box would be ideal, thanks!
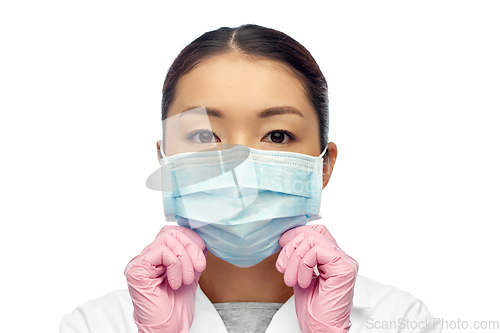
[1,1,499,332]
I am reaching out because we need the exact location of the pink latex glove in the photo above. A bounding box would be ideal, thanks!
[124,225,207,333]
[276,224,358,333]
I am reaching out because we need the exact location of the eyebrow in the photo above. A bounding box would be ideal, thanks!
[259,106,304,118]
[179,106,305,118]
[178,106,221,118]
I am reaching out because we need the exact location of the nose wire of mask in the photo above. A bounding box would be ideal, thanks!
[160,144,327,267]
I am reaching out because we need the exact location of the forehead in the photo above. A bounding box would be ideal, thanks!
[168,52,316,120]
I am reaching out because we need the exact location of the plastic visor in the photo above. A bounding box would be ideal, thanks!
[146,106,258,224]
[145,106,322,225]
[146,106,251,191]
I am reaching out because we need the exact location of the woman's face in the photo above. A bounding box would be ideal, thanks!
[157,51,337,188]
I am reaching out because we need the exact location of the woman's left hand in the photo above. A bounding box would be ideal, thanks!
[276,224,358,333]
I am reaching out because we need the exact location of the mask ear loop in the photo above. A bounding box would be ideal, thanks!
[160,118,168,159]
[160,140,167,159]
[159,138,178,223]
[319,145,328,158]
[308,144,328,226]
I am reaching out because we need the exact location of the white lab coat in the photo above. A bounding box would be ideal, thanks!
[60,274,442,332]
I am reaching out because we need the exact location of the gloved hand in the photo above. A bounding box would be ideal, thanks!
[276,224,358,333]
[124,225,207,333]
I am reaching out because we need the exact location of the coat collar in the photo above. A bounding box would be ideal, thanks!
[189,274,370,333]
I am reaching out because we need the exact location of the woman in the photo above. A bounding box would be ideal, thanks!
[60,24,441,333]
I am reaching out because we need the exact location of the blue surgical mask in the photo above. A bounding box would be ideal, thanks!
[160,144,327,268]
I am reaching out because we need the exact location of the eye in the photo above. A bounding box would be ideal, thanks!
[263,130,295,144]
[189,130,220,144]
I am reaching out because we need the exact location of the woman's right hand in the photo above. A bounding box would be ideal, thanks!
[124,225,207,333]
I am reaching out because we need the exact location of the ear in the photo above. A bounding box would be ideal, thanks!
[322,142,337,189]
[156,140,162,165]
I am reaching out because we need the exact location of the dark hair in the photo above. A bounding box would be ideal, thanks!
[161,24,329,152]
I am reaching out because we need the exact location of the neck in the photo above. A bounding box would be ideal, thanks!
[198,250,294,304]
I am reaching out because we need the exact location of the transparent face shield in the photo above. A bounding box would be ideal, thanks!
[145,106,326,267]
[146,105,325,223]
[146,106,258,225]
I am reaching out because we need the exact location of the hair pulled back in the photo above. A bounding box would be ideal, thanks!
[161,24,329,152]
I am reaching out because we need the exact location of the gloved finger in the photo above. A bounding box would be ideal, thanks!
[193,269,203,285]
[299,245,339,288]
[310,224,336,244]
[175,230,207,273]
[295,249,316,289]
[125,258,166,288]
[156,225,206,251]
[124,247,172,290]
[162,229,207,274]
[276,250,286,274]
[279,224,336,247]
[160,234,196,286]
[279,225,309,248]
[142,244,184,290]
[278,228,333,277]
[282,232,335,287]
[276,228,313,273]
[141,226,196,255]
[276,227,313,274]
[319,253,359,280]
